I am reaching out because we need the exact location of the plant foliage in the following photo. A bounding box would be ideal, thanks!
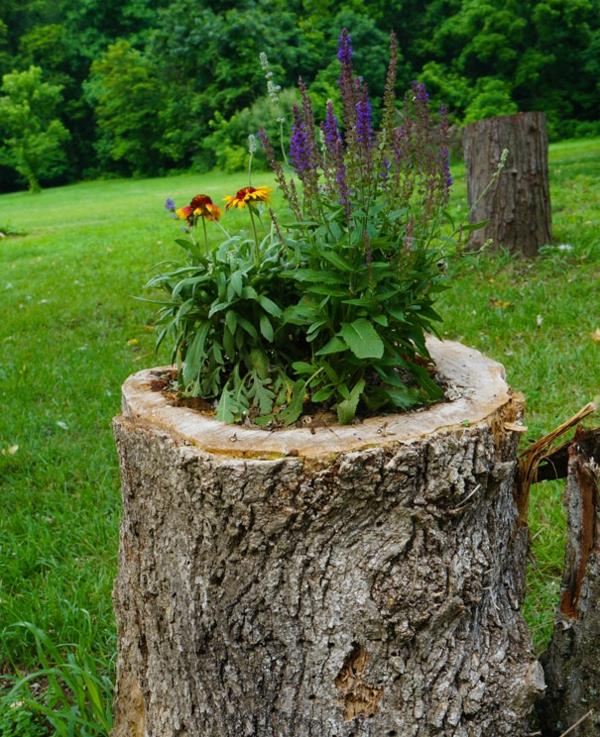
[149,31,456,425]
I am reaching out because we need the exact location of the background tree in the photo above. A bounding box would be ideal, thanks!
[0,66,70,192]
[87,41,166,176]
[0,0,598,190]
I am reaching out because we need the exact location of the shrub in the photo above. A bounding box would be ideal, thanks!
[149,30,458,425]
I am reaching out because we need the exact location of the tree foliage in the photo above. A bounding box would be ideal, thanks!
[0,66,69,192]
[0,0,598,190]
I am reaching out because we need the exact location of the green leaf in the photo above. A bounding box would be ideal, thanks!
[315,336,348,356]
[278,380,306,425]
[249,348,269,379]
[387,308,406,322]
[216,386,237,423]
[259,314,274,341]
[385,386,420,410]
[339,319,384,359]
[311,386,335,402]
[225,310,237,334]
[240,286,258,299]
[292,361,315,375]
[258,295,283,317]
[247,371,275,414]
[307,319,327,336]
[336,378,365,424]
[237,316,258,339]
[228,270,243,299]
[174,238,201,258]
[290,268,345,285]
[182,323,209,385]
[283,302,318,325]
[320,250,354,272]
[372,314,388,327]
[223,325,235,358]
[462,219,489,232]
[208,301,229,318]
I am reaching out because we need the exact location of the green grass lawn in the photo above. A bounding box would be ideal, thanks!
[0,139,599,720]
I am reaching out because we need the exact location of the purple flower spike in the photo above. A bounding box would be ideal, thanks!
[380,157,391,183]
[412,81,429,104]
[165,197,176,212]
[441,147,453,189]
[337,28,353,66]
[355,96,373,149]
[336,157,351,218]
[289,105,311,174]
[322,101,341,156]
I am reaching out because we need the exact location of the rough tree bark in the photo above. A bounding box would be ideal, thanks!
[463,112,552,257]
[537,428,600,736]
[112,339,544,737]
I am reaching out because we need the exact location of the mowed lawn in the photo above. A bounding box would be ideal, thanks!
[0,139,598,678]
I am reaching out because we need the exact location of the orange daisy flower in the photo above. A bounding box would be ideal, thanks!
[224,186,271,210]
[190,194,221,221]
[176,195,221,224]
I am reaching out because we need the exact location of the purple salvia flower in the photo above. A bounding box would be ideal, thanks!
[165,197,175,212]
[322,100,341,156]
[382,32,398,144]
[320,100,342,198]
[337,28,357,132]
[337,28,353,65]
[411,81,431,143]
[412,81,429,103]
[289,105,311,174]
[355,96,373,150]
[380,157,391,184]
[441,146,453,190]
[298,78,321,170]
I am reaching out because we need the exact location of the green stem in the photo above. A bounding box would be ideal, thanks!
[214,219,231,239]
[279,119,288,166]
[248,205,260,266]
[202,217,209,253]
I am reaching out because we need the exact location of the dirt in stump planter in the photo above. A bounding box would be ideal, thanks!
[112,338,544,737]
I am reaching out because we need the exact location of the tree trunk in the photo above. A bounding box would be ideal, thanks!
[463,112,552,257]
[112,339,544,737]
[538,429,600,736]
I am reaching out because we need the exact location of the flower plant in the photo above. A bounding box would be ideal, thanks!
[148,30,455,426]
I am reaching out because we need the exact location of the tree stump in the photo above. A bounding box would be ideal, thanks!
[463,112,552,257]
[112,338,544,737]
[538,429,600,736]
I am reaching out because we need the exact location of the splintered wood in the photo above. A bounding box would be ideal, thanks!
[535,426,600,737]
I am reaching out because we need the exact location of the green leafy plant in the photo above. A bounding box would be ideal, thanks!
[149,30,461,425]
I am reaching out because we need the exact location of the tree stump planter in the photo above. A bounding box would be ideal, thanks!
[112,338,544,737]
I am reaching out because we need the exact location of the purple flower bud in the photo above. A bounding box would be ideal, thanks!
[165,197,176,212]
[337,28,352,66]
